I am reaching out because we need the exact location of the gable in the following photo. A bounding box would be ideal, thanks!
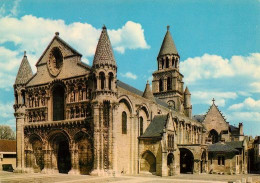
[26,36,91,87]
[36,35,82,66]
[203,104,229,134]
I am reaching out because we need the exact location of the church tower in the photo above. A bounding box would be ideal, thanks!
[91,25,117,175]
[152,26,184,112]
[13,51,33,172]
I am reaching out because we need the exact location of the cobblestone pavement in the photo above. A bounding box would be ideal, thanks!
[0,171,259,183]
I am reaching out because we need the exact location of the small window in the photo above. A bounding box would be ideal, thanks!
[166,57,169,68]
[122,111,127,134]
[100,72,105,90]
[159,79,163,92]
[21,90,26,105]
[109,73,113,90]
[167,77,172,91]
[140,117,143,136]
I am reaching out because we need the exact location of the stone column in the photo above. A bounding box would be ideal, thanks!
[69,142,80,174]
[112,103,119,175]
[91,102,101,175]
[14,112,25,172]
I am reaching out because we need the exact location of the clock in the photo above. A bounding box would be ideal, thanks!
[47,47,63,77]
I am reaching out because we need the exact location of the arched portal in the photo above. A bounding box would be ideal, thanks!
[75,132,94,175]
[140,150,156,174]
[167,153,174,176]
[209,129,219,144]
[180,148,194,174]
[52,85,65,121]
[50,133,71,173]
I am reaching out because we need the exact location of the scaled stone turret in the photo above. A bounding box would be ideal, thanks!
[184,86,192,118]
[15,51,33,85]
[93,25,117,68]
[143,81,155,101]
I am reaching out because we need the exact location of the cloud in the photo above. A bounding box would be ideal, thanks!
[0,102,14,119]
[109,21,150,53]
[121,72,137,80]
[0,15,149,90]
[228,97,260,111]
[0,0,20,17]
[227,112,260,123]
[10,0,20,16]
[192,91,237,107]
[181,53,260,86]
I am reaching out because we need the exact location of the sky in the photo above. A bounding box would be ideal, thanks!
[0,0,259,137]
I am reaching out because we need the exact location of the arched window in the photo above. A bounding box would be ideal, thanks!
[109,72,113,90]
[167,77,172,91]
[15,91,18,104]
[21,90,26,105]
[78,85,83,101]
[161,58,164,69]
[52,47,63,69]
[99,72,105,90]
[140,116,144,136]
[159,79,163,92]
[52,85,65,121]
[122,111,127,134]
[166,57,169,68]
[93,76,97,90]
[209,129,219,144]
[172,57,175,67]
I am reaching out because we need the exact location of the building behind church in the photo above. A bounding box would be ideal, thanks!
[13,25,249,176]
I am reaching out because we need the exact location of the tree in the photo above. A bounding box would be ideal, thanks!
[0,125,15,140]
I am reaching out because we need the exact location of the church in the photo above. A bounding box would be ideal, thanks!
[13,25,248,176]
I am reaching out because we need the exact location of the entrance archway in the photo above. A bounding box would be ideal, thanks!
[51,133,71,174]
[209,129,219,144]
[140,150,156,174]
[180,148,194,174]
[53,85,65,121]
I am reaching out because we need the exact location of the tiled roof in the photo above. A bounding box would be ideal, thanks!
[226,141,243,149]
[0,140,16,152]
[158,26,178,57]
[208,142,239,153]
[140,115,168,138]
[117,80,168,108]
[192,115,205,123]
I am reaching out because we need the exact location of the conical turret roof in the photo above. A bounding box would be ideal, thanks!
[93,25,116,67]
[143,81,155,101]
[158,26,178,57]
[15,51,33,85]
[184,86,191,95]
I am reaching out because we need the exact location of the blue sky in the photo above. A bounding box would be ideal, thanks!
[0,0,259,136]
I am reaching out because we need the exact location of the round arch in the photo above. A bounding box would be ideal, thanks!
[140,150,156,174]
[119,96,134,114]
[209,129,219,144]
[180,148,194,174]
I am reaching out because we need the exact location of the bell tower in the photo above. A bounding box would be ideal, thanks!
[152,26,184,112]
[91,25,117,175]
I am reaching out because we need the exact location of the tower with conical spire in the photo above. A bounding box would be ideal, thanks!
[152,26,185,113]
[14,51,33,172]
[92,25,117,101]
[184,86,192,117]
[91,25,117,175]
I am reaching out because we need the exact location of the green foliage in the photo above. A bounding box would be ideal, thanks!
[0,125,15,140]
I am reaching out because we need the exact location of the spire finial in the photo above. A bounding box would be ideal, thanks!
[24,51,26,57]
[55,32,59,36]
[212,98,215,104]
[102,24,107,30]
[167,25,170,31]
[146,80,149,84]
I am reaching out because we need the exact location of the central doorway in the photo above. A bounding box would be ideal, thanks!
[180,148,194,174]
[51,133,71,174]
[57,140,71,173]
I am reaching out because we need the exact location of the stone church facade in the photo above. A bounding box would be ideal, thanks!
[13,26,247,176]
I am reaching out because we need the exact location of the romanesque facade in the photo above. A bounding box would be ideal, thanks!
[14,26,247,176]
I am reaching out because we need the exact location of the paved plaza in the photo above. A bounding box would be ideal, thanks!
[0,171,260,183]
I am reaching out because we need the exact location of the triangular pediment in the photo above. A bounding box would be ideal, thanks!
[36,34,82,66]
[203,103,229,133]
